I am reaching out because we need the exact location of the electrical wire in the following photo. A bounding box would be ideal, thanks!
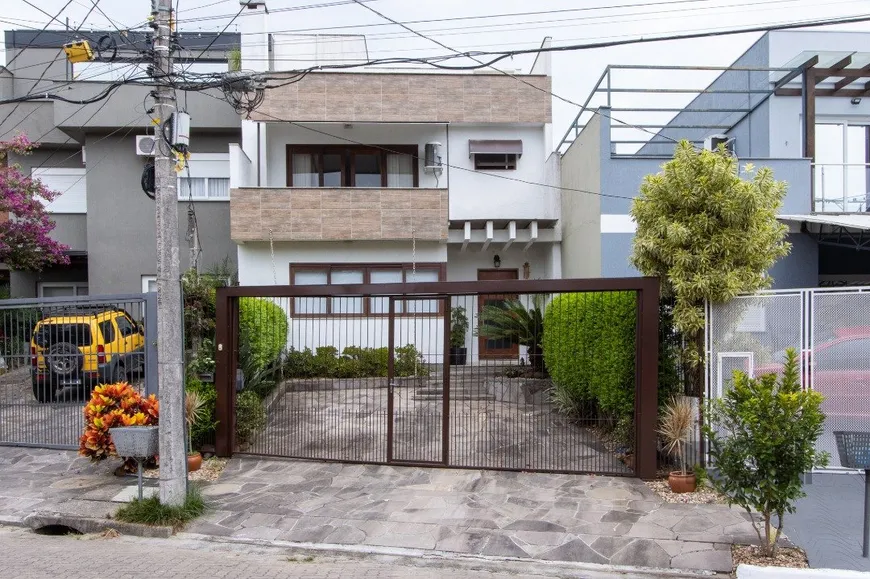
[0,0,96,134]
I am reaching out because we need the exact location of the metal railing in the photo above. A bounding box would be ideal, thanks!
[214,278,661,478]
[0,293,157,450]
[706,286,870,471]
[813,163,870,213]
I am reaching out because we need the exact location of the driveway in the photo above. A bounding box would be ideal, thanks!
[0,368,83,449]
[785,471,870,571]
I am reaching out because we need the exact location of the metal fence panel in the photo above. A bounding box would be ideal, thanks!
[0,293,153,450]
[706,287,870,471]
[217,278,661,478]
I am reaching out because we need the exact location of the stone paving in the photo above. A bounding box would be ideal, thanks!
[0,526,704,579]
[255,374,628,474]
[0,445,768,573]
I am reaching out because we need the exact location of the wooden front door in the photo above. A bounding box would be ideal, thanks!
[477,269,520,360]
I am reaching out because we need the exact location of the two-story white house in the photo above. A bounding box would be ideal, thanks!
[229,2,560,362]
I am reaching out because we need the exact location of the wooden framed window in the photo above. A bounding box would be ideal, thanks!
[286,145,419,187]
[289,263,446,316]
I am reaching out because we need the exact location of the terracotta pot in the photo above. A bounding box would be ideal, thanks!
[187,452,202,473]
[668,471,697,493]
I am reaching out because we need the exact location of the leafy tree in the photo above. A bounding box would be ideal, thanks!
[704,349,828,557]
[630,141,790,368]
[0,135,69,270]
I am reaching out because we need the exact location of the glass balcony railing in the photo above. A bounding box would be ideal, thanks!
[813,163,870,213]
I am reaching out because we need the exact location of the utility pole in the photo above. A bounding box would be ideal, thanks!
[152,0,186,506]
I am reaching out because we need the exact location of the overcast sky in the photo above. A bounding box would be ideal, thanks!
[2,0,869,144]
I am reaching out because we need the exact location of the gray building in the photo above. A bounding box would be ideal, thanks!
[559,30,870,289]
[0,29,242,297]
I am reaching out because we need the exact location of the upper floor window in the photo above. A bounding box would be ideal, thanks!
[287,145,418,188]
[469,139,522,172]
[177,153,230,201]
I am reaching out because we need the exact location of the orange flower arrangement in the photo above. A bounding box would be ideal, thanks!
[79,382,159,462]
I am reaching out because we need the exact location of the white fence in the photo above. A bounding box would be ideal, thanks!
[706,286,870,470]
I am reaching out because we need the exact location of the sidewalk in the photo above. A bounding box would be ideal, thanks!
[0,446,764,573]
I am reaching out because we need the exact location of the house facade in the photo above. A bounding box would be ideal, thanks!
[231,3,560,361]
[0,30,242,297]
[559,29,870,289]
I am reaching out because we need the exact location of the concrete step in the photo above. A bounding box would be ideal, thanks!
[413,387,495,401]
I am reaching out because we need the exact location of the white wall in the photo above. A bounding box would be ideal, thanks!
[446,243,559,282]
[447,124,558,222]
[264,122,448,188]
[238,240,447,285]
[767,30,870,158]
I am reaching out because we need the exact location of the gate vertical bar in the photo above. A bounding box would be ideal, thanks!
[214,289,237,457]
[442,296,450,466]
[635,278,660,479]
[386,296,395,463]
[144,291,158,396]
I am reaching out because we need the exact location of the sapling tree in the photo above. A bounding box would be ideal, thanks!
[704,349,828,557]
[0,135,69,270]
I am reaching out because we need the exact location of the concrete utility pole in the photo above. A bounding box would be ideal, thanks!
[152,0,186,506]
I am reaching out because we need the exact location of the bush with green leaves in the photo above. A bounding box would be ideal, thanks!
[238,298,288,371]
[185,377,218,450]
[478,296,546,372]
[543,291,637,427]
[704,348,828,557]
[283,344,426,379]
[236,390,267,446]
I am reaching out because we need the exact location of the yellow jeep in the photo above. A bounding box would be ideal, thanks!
[30,308,145,403]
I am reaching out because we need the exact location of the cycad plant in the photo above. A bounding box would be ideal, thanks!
[477,294,546,372]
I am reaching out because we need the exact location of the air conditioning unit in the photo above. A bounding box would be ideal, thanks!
[704,134,736,155]
[135,135,157,156]
[424,142,442,175]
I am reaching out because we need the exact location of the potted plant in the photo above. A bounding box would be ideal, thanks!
[659,396,696,493]
[185,390,207,472]
[449,306,469,366]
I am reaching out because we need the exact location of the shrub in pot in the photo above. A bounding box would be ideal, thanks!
[659,396,696,493]
[79,382,159,471]
[449,306,469,366]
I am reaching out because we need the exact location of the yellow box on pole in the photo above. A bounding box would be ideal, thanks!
[63,40,94,64]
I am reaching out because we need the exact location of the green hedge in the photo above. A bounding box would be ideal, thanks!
[543,291,637,423]
[239,298,288,371]
[284,345,427,378]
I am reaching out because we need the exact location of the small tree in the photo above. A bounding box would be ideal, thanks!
[0,135,69,271]
[704,349,828,557]
[630,141,790,369]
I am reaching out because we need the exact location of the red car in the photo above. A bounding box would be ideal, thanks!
[753,327,870,417]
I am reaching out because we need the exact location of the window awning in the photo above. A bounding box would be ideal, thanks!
[468,139,523,157]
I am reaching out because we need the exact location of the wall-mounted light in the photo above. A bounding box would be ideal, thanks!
[523,262,531,280]
[852,97,863,105]
[493,255,501,268]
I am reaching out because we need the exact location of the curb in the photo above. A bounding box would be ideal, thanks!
[177,532,726,578]
[0,515,26,528]
[23,512,173,539]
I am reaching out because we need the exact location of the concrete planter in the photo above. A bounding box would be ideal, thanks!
[109,426,159,457]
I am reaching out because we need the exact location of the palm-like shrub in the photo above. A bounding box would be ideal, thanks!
[477,295,546,371]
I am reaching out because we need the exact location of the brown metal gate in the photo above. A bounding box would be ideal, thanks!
[214,278,659,478]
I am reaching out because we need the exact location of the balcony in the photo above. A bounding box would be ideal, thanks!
[814,163,870,213]
[230,188,448,243]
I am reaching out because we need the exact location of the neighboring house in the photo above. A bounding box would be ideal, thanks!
[230,3,560,362]
[559,29,870,289]
[0,30,242,297]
